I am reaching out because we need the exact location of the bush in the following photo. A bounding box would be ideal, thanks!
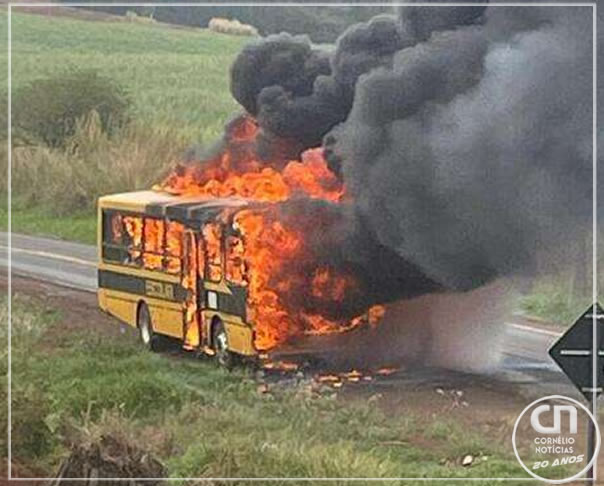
[10,70,130,148]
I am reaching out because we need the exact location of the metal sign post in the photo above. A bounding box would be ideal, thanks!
[549,302,603,484]
[586,304,601,485]
[587,399,596,484]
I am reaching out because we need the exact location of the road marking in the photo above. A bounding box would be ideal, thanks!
[0,242,572,344]
[506,322,562,338]
[562,350,604,356]
[0,245,96,268]
[560,349,591,356]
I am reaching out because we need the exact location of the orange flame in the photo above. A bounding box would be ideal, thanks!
[156,115,384,350]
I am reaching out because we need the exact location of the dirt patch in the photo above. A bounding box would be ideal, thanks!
[2,274,128,344]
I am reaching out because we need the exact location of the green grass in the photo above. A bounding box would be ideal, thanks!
[2,294,531,483]
[519,264,601,325]
[1,11,248,142]
[520,283,591,326]
[0,200,97,244]
[0,10,251,239]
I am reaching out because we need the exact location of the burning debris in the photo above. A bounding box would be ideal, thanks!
[256,359,401,396]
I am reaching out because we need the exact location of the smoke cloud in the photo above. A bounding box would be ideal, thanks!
[231,3,594,297]
[313,279,515,372]
[335,5,592,290]
[230,15,412,155]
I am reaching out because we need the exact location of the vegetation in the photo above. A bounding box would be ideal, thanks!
[521,272,593,325]
[0,11,248,235]
[2,294,530,483]
[4,11,247,140]
[0,202,96,244]
[70,4,388,43]
[10,114,190,215]
[8,69,130,148]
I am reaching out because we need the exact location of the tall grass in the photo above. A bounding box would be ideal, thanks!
[9,113,192,214]
[0,10,248,224]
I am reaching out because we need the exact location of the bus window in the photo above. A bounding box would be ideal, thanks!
[123,215,143,265]
[203,223,222,282]
[197,238,205,279]
[165,221,184,274]
[225,235,247,286]
[102,210,142,266]
[102,211,128,263]
[110,213,123,243]
[143,218,164,270]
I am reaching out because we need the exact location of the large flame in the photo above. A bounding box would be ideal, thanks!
[154,115,384,350]
[160,118,343,204]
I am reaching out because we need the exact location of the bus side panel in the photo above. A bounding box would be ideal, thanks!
[149,305,184,339]
[224,320,255,356]
[102,290,138,327]
[101,287,184,339]
[98,288,108,313]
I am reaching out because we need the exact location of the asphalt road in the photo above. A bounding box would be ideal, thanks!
[0,231,576,395]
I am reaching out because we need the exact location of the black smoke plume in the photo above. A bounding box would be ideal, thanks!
[230,3,595,303]
[334,5,592,290]
[230,15,414,156]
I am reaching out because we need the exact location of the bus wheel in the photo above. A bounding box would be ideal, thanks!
[212,320,236,369]
[137,303,158,352]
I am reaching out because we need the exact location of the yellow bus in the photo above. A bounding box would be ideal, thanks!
[97,190,255,367]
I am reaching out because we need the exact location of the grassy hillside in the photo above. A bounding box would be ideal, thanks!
[4,10,247,141]
[0,10,249,237]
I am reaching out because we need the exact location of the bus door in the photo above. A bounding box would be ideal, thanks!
[182,229,202,350]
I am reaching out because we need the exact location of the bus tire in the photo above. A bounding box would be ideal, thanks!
[137,302,159,352]
[212,319,237,369]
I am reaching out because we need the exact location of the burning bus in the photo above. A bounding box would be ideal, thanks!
[97,189,384,366]
[97,116,387,366]
[98,192,254,367]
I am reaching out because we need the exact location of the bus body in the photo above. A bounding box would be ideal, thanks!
[97,190,257,361]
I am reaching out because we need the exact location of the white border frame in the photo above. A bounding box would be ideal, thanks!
[5,1,598,482]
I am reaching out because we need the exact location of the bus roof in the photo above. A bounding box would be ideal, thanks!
[98,190,179,211]
[98,190,252,224]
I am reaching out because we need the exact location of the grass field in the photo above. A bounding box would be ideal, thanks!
[0,202,96,244]
[2,292,530,483]
[3,10,247,141]
[0,10,248,235]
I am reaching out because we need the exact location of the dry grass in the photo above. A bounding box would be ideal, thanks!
[10,113,190,214]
